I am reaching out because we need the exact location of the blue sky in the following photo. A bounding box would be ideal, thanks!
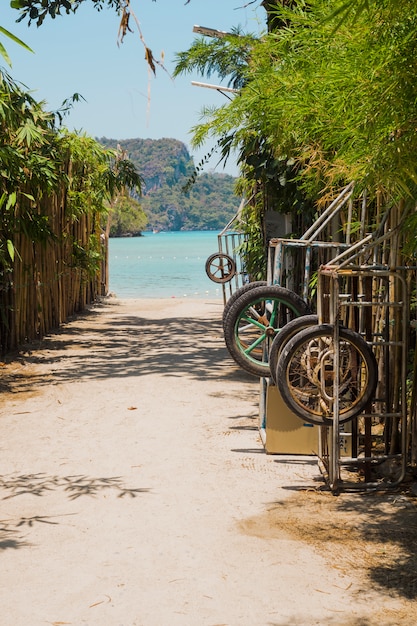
[2,1,266,176]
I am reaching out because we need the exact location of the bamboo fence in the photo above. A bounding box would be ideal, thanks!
[0,167,106,355]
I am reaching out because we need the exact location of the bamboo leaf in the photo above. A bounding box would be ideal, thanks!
[6,240,15,262]
[0,42,12,67]
[0,26,34,53]
[6,192,17,211]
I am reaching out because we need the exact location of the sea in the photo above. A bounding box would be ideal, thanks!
[108,230,225,299]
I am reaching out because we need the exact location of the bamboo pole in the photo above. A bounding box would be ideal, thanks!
[1,152,106,354]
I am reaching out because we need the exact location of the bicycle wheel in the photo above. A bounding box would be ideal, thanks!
[277,324,378,425]
[205,252,236,284]
[223,284,310,378]
[222,281,267,331]
[269,314,318,384]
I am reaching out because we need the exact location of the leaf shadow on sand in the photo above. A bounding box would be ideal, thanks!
[1,301,257,395]
[0,472,149,501]
[0,472,150,551]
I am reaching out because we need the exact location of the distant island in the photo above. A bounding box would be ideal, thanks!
[98,137,240,234]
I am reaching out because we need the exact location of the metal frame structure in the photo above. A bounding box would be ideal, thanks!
[267,182,354,301]
[260,184,356,444]
[216,212,248,304]
[316,231,414,492]
[262,185,417,494]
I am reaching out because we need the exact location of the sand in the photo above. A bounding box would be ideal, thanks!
[0,296,416,626]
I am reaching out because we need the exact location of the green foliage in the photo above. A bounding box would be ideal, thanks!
[99,138,192,194]
[11,0,124,27]
[0,193,17,268]
[400,213,417,258]
[181,143,219,194]
[71,234,102,278]
[0,69,60,187]
[0,68,142,274]
[54,92,86,127]
[235,202,266,281]
[0,68,64,267]
[187,0,417,206]
[0,25,33,66]
[173,17,318,273]
[62,131,114,219]
[173,27,256,90]
[171,0,417,280]
[0,42,145,349]
[99,137,239,232]
[140,170,238,232]
[109,195,147,237]
[61,133,142,230]
[106,154,143,199]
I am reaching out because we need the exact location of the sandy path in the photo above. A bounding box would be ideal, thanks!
[0,297,415,625]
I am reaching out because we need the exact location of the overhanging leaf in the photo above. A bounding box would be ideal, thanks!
[0,26,34,53]
[6,240,15,262]
[0,42,12,67]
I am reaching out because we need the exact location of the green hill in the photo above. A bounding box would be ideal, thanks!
[98,137,240,232]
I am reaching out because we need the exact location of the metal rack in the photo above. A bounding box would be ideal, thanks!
[260,184,357,448]
[316,231,415,492]
[262,188,416,493]
[217,184,415,492]
[267,182,354,302]
[216,212,248,304]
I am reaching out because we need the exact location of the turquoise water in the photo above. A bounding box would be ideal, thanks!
[109,231,224,299]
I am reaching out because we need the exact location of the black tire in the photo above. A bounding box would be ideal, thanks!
[269,314,318,384]
[223,284,310,378]
[277,324,378,425]
[222,281,267,331]
[205,252,236,284]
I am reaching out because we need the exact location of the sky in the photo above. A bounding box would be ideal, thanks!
[2,1,266,176]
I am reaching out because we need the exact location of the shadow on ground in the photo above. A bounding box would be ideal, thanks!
[1,301,257,394]
[0,472,149,500]
[240,488,417,601]
[0,472,150,551]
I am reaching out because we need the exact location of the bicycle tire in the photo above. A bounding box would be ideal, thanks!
[222,281,267,331]
[205,252,236,284]
[269,314,318,384]
[277,324,378,425]
[223,284,310,378]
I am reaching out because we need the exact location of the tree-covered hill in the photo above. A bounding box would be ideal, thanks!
[98,137,240,232]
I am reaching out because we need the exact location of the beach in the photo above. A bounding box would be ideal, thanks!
[0,296,415,625]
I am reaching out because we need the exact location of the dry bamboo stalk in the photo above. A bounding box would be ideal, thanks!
[2,155,105,353]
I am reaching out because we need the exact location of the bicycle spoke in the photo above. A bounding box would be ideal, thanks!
[277,325,377,424]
